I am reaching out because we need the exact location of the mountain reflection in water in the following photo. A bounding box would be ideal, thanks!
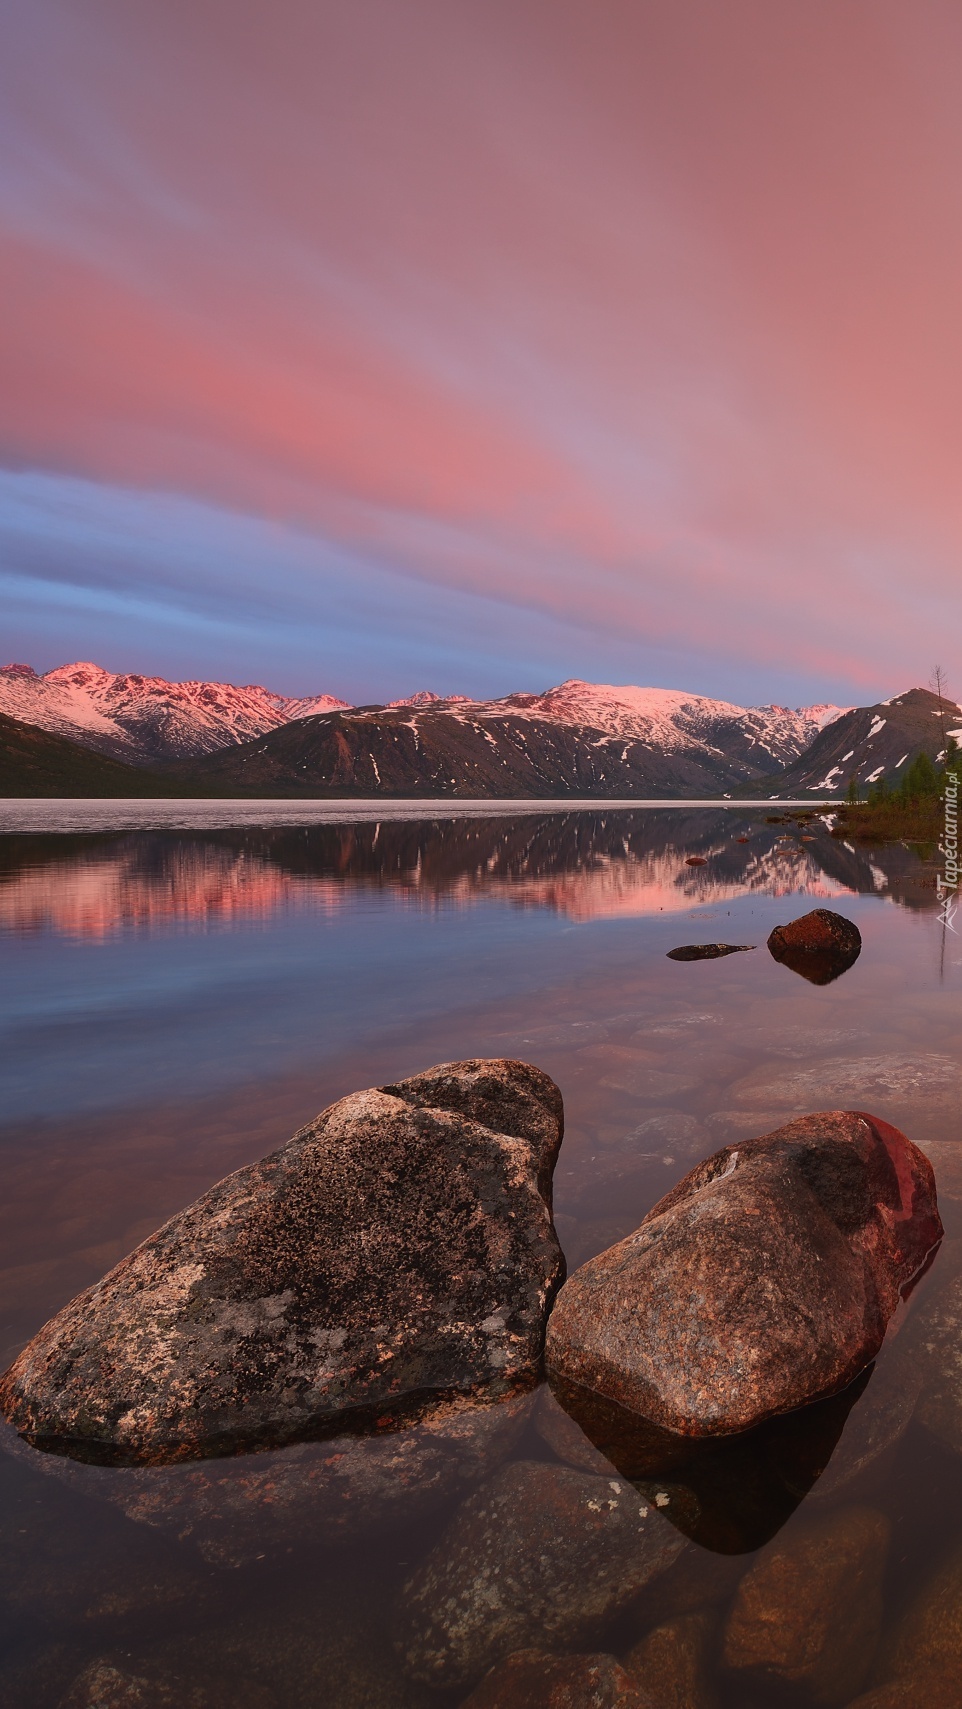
[0,810,937,939]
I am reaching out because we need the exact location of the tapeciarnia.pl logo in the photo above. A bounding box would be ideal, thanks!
[938,769,959,934]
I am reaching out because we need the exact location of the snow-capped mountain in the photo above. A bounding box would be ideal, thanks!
[0,662,847,778]
[0,663,350,762]
[765,686,962,796]
[378,680,847,775]
[481,680,847,769]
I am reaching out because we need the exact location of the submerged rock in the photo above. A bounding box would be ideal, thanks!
[623,1610,718,1709]
[0,1060,564,1466]
[544,1370,873,1554]
[395,1460,685,1689]
[767,907,861,984]
[665,944,754,961]
[459,1650,650,1708]
[2,1389,533,1568]
[877,1537,962,1685]
[545,1111,940,1437]
[722,1505,889,1704]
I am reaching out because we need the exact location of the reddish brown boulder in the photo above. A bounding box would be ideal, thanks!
[545,1111,940,1437]
[767,907,861,984]
[459,1650,652,1708]
[623,1611,718,1708]
[0,1059,564,1466]
[722,1505,889,1704]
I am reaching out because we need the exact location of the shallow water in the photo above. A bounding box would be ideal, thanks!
[0,806,959,1706]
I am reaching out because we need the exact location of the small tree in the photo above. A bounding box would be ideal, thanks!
[931,665,950,754]
[846,773,860,805]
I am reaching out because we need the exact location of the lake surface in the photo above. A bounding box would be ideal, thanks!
[1,804,959,1706]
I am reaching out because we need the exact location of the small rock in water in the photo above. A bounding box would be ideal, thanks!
[0,1059,564,1465]
[666,944,754,961]
[684,855,708,865]
[458,1650,650,1707]
[394,1459,685,1689]
[767,907,862,984]
[722,1505,890,1705]
[545,1111,941,1437]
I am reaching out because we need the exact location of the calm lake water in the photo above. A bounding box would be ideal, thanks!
[1,804,959,1707]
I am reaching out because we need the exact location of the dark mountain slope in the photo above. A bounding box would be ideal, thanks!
[756,688,961,799]
[0,713,179,798]
[177,707,765,798]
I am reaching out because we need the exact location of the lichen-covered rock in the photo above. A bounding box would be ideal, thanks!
[623,1610,718,1708]
[722,1506,890,1704]
[458,1650,652,1708]
[395,1460,685,1689]
[767,908,861,984]
[0,1060,564,1466]
[546,1111,940,1437]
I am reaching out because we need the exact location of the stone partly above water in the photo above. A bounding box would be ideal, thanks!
[0,1059,564,1466]
[546,1111,941,1437]
[767,906,862,984]
[665,943,754,961]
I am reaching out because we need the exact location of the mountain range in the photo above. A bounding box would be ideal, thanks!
[0,661,957,799]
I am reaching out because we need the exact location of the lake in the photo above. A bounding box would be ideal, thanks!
[1,802,959,1707]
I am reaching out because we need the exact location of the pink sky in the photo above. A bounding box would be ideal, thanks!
[2,0,961,703]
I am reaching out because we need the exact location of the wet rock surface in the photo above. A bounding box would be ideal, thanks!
[2,1391,533,1567]
[722,1505,890,1704]
[623,1610,718,1709]
[665,944,754,961]
[459,1650,651,1708]
[730,1053,962,1113]
[877,1538,962,1686]
[848,1679,962,1708]
[546,1111,940,1438]
[0,1060,564,1466]
[767,907,862,983]
[394,1459,685,1689]
[910,1269,962,1451]
[546,1370,874,1553]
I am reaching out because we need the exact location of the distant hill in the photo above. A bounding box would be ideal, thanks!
[173,704,812,798]
[0,712,178,797]
[761,687,962,799]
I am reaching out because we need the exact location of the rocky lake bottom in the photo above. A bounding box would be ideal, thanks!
[0,803,960,1708]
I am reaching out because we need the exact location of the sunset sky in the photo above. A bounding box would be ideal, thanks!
[3,0,962,706]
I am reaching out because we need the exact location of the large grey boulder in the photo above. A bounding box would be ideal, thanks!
[0,1060,564,1466]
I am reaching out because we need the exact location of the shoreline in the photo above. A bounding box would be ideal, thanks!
[0,796,834,833]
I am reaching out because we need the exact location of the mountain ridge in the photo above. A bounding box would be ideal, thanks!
[0,662,846,776]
